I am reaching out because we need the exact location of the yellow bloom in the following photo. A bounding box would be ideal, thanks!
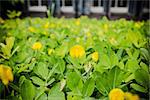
[32,42,42,50]
[124,92,133,100]
[48,48,54,55]
[104,24,108,32]
[44,22,49,29]
[28,27,36,33]
[75,19,80,26]
[109,88,124,100]
[124,92,140,100]
[91,52,99,62]
[131,95,140,100]
[70,45,85,58]
[0,65,13,85]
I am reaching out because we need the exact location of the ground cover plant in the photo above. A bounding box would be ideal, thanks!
[0,16,149,100]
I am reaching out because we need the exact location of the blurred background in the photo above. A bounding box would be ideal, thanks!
[0,0,149,20]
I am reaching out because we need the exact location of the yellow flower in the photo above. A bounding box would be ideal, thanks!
[91,52,99,62]
[70,45,85,58]
[124,92,140,100]
[104,24,108,32]
[75,19,80,26]
[131,95,140,100]
[109,88,124,100]
[28,27,36,33]
[124,92,133,100]
[0,65,13,85]
[44,22,49,29]
[32,42,42,50]
[48,48,54,55]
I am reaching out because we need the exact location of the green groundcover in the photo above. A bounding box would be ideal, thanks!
[0,16,149,100]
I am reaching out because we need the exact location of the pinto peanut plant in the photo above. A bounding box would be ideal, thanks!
[0,16,149,100]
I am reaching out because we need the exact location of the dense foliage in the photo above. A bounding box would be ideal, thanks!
[0,16,149,100]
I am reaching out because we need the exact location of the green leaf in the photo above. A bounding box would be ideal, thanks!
[7,10,21,18]
[140,62,148,73]
[95,53,111,72]
[116,49,123,60]
[11,46,19,57]
[95,77,109,96]
[67,56,82,69]
[7,96,20,100]
[34,62,49,80]
[55,44,68,58]
[95,67,125,96]
[82,97,96,100]
[83,62,92,73]
[125,59,140,72]
[37,93,47,100]
[118,61,124,69]
[140,48,150,61]
[56,58,65,74]
[21,79,35,100]
[67,72,83,91]
[94,64,107,73]
[46,39,58,48]
[6,37,15,50]
[125,74,134,83]
[9,83,20,93]
[60,79,66,91]
[16,11,21,17]
[95,72,109,96]
[134,69,149,88]
[19,76,26,87]
[100,54,111,69]
[34,87,46,100]
[46,78,55,86]
[82,78,95,97]
[48,91,65,100]
[125,48,132,58]
[0,37,15,58]
[126,32,139,47]
[48,83,65,100]
[107,67,126,90]
[31,76,45,86]
[130,83,147,93]
[133,49,140,59]
[67,94,82,100]
[110,51,118,68]
[47,63,58,80]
